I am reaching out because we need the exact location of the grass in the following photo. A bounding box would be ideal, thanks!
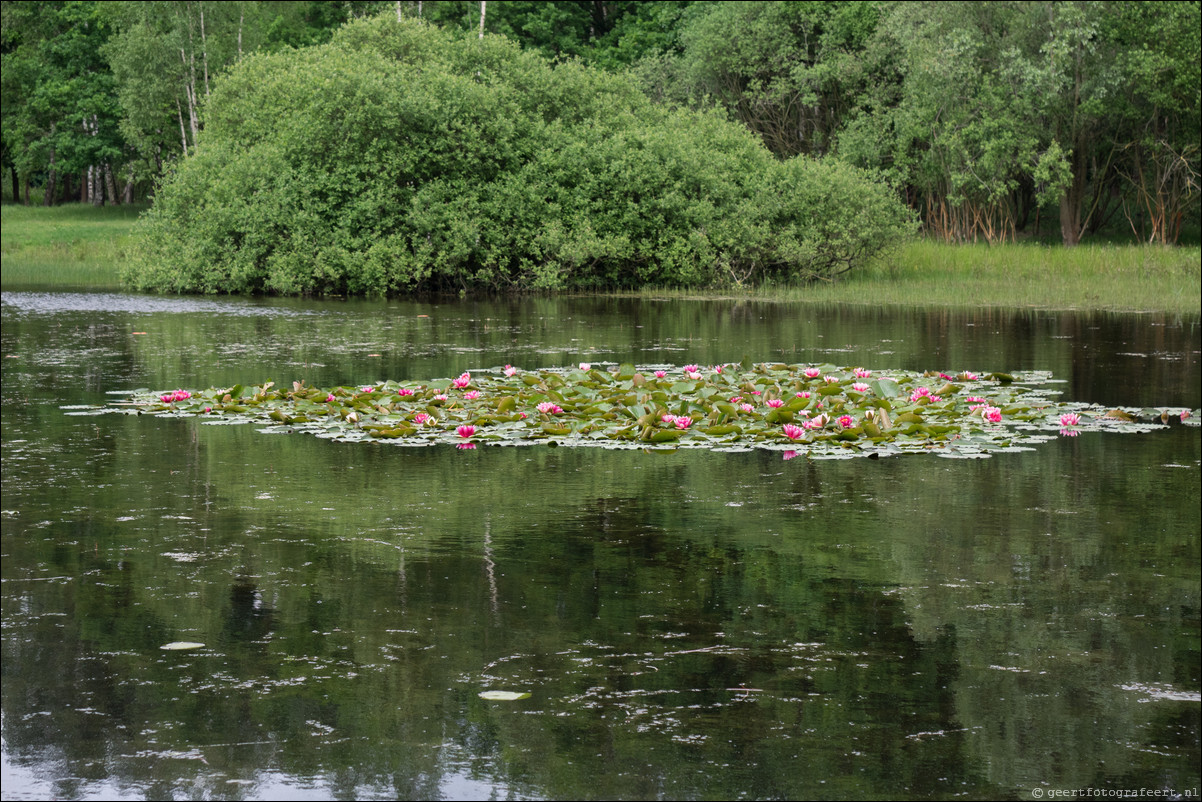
[626,240,1202,316]
[1,202,147,289]
[3,202,1199,315]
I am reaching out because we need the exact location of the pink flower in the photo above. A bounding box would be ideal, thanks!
[960,371,979,381]
[797,391,811,399]
[414,412,431,425]
[160,389,192,403]
[966,396,986,404]
[326,394,336,403]
[804,368,821,379]
[1182,410,1191,421]
[686,371,702,380]
[713,365,724,374]
[838,415,855,429]
[983,406,1002,423]
[538,402,563,415]
[579,363,591,371]
[463,390,481,400]
[766,399,784,408]
[824,376,839,384]
[910,387,933,403]
[361,386,375,393]
[751,390,762,396]
[853,368,872,378]
[503,365,517,377]
[673,416,693,430]
[452,372,471,389]
[782,424,804,440]
[662,414,675,423]
[740,403,755,413]
[456,424,476,438]
[1059,412,1081,427]
[203,406,211,413]
[851,382,870,393]
[433,393,448,402]
[684,364,700,373]
[397,387,414,397]
[654,370,667,378]
[939,373,954,381]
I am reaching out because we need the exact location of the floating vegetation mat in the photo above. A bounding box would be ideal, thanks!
[84,362,1198,459]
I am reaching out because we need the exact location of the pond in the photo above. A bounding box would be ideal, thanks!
[2,291,1199,801]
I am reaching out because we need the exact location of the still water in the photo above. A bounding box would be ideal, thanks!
[2,292,1199,800]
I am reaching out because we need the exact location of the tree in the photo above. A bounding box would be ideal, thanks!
[125,15,915,295]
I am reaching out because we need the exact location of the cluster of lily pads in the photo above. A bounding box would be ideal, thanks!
[108,362,1196,459]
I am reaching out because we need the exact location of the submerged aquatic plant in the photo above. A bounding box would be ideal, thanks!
[95,364,1197,460]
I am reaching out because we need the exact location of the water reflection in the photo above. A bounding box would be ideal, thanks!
[2,292,1198,800]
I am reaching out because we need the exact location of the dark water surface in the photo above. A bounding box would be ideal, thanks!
[2,292,1199,800]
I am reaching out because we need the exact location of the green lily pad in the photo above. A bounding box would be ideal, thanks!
[479,690,531,701]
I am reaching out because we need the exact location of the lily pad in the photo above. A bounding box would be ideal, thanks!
[101,364,1196,461]
[478,690,531,701]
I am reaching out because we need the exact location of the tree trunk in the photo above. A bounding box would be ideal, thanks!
[479,0,486,38]
[10,166,17,204]
[43,131,56,206]
[104,163,118,205]
[1059,143,1087,246]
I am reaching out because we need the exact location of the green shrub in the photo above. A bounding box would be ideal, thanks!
[126,16,915,295]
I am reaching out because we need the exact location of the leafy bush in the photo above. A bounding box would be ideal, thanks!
[126,16,915,295]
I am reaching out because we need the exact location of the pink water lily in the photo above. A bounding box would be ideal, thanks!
[673,416,693,430]
[464,390,481,401]
[838,415,855,429]
[960,371,979,381]
[983,406,1003,423]
[966,396,986,404]
[766,399,784,408]
[1059,412,1081,426]
[782,424,804,440]
[414,412,431,425]
[797,391,811,399]
[662,414,675,423]
[686,371,702,380]
[804,367,821,379]
[503,365,517,377]
[740,403,755,413]
[397,387,414,397]
[538,402,563,415]
[325,394,336,403]
[851,382,870,393]
[824,375,839,384]
[853,367,872,378]
[452,372,471,389]
[160,389,192,403]
[684,364,700,374]
[433,393,448,402]
[654,370,667,378]
[579,363,591,371]
[360,386,375,393]
[456,424,476,438]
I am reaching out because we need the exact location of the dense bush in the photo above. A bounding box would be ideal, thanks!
[125,16,915,295]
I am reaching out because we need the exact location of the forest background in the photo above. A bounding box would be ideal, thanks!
[2,0,1199,295]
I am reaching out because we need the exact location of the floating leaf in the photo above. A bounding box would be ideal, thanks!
[479,690,531,701]
[103,365,1188,461]
[160,641,204,651]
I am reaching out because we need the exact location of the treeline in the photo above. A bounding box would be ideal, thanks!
[2,1,1197,255]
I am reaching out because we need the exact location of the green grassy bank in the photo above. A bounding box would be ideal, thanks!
[3,202,1199,314]
[1,202,147,288]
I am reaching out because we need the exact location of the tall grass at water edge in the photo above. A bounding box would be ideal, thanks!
[634,240,1201,316]
[1,202,147,289]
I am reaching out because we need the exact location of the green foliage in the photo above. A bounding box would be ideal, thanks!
[126,15,914,295]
